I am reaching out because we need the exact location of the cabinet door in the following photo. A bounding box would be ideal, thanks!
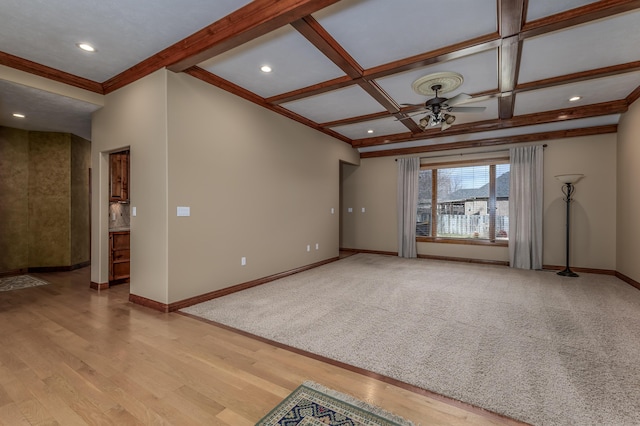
[121,152,129,201]
[110,153,124,200]
[110,232,130,283]
[109,151,129,201]
[112,261,130,281]
[112,232,130,250]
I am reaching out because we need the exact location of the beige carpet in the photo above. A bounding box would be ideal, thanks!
[182,253,640,425]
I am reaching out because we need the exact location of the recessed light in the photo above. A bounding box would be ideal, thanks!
[77,43,95,52]
[367,129,374,134]
[260,65,272,73]
[12,113,25,118]
[569,96,581,102]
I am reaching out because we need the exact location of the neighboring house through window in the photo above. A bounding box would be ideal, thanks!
[417,158,510,244]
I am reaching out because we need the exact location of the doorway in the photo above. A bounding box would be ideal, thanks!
[108,149,131,286]
[339,161,358,254]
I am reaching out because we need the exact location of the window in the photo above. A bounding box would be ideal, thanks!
[417,159,510,244]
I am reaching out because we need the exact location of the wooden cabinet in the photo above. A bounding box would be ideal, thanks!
[109,231,130,283]
[110,151,129,202]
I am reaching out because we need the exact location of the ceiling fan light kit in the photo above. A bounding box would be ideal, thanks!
[417,112,456,131]
[409,71,485,132]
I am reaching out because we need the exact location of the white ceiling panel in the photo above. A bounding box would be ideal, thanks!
[0,0,252,82]
[312,0,497,69]
[198,25,346,98]
[375,49,498,106]
[514,71,640,116]
[358,115,620,153]
[330,116,411,139]
[519,9,640,83]
[280,85,385,123]
[447,98,499,125]
[526,0,599,22]
[0,80,100,140]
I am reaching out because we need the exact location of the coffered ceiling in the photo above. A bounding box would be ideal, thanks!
[1,0,639,155]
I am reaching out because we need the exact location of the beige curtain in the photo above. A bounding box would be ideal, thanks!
[509,145,544,269]
[397,157,420,258]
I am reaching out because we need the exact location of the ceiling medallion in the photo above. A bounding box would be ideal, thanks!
[411,71,464,96]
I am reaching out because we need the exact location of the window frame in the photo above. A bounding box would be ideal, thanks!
[416,157,509,247]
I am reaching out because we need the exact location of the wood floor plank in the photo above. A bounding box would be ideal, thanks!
[10,365,87,426]
[173,385,226,418]
[0,342,30,374]
[0,376,32,407]
[0,267,525,425]
[41,373,113,425]
[106,374,170,424]
[16,398,56,425]
[0,385,12,409]
[137,392,203,426]
[95,385,165,426]
[21,380,89,426]
[103,404,145,426]
[158,387,223,424]
[215,407,255,426]
[0,403,31,426]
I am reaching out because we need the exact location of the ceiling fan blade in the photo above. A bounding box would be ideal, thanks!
[449,106,486,113]
[444,93,472,107]
[394,110,429,121]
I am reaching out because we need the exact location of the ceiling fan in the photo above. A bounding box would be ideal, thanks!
[402,72,486,131]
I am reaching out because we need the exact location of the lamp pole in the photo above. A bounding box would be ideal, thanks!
[557,182,578,277]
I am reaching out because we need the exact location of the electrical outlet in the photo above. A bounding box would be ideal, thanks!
[348,207,353,213]
[361,207,366,213]
[111,212,116,221]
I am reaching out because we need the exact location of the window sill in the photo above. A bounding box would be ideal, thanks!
[416,237,508,247]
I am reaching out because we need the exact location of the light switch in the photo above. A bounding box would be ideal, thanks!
[132,207,137,217]
[361,207,366,213]
[241,257,246,266]
[177,206,190,217]
[331,208,335,214]
[348,208,353,213]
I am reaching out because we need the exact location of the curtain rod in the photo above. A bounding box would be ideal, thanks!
[394,144,547,161]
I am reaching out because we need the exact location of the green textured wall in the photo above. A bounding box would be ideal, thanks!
[0,127,30,272]
[28,132,71,267]
[0,126,90,273]
[70,134,91,265]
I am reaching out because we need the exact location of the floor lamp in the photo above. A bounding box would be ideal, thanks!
[555,174,584,277]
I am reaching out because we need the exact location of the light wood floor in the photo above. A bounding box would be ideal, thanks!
[0,267,525,425]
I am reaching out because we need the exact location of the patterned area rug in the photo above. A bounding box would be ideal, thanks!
[0,275,49,292]
[256,381,414,426]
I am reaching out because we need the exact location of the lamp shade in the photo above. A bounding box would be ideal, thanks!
[555,174,584,184]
